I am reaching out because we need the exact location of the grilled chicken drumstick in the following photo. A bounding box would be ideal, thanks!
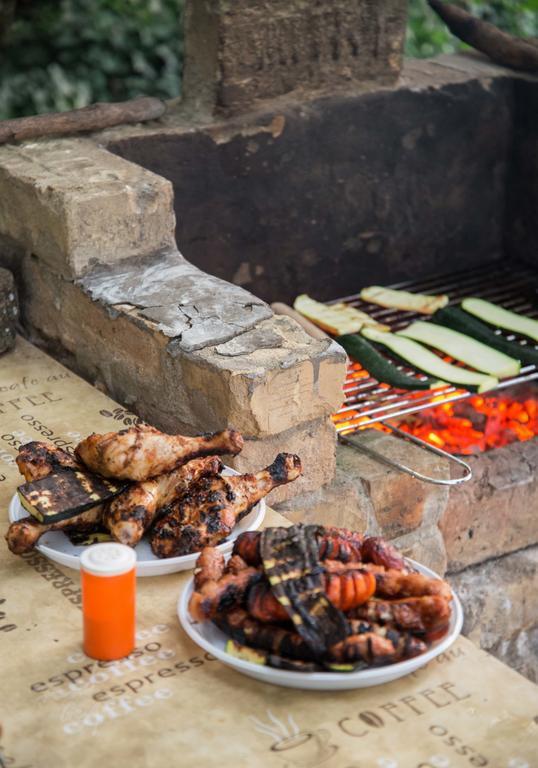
[6,506,103,555]
[75,424,244,481]
[104,456,223,547]
[16,441,81,482]
[151,453,302,558]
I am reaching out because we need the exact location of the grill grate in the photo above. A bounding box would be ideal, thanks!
[331,262,538,435]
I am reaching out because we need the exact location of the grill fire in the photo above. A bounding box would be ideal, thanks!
[396,387,538,456]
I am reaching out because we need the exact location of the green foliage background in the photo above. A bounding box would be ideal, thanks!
[0,0,536,119]
[0,0,183,119]
[407,0,538,58]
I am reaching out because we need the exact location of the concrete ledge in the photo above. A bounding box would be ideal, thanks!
[0,139,176,278]
[441,439,538,572]
[449,546,538,683]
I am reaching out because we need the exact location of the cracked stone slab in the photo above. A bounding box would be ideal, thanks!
[215,326,283,356]
[80,249,272,351]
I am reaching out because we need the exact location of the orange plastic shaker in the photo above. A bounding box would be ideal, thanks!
[80,542,137,661]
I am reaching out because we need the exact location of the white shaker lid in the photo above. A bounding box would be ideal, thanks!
[80,542,136,576]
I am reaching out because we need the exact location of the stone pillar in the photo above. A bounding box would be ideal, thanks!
[183,0,409,113]
[0,267,18,354]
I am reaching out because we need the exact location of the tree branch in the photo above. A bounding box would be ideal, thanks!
[428,0,538,72]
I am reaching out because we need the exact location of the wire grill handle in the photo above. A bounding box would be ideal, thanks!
[338,422,473,486]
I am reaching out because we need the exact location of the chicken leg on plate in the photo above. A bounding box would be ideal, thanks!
[6,506,104,555]
[151,453,302,558]
[104,456,223,547]
[16,441,81,482]
[75,425,244,481]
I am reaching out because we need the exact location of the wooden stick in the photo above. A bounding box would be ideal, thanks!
[271,302,330,341]
[0,96,166,144]
[428,0,538,72]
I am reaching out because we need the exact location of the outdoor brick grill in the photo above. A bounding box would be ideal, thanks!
[1,0,537,680]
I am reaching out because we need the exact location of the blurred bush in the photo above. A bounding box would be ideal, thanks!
[0,0,183,119]
[407,0,538,58]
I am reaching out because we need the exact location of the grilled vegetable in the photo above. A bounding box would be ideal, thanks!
[260,525,349,655]
[65,529,112,546]
[294,294,389,335]
[361,327,499,393]
[324,662,357,672]
[432,306,538,367]
[225,639,266,666]
[461,298,538,343]
[225,639,321,672]
[247,569,376,623]
[17,471,126,524]
[337,333,444,390]
[360,286,448,314]
[397,321,520,378]
[215,609,319,661]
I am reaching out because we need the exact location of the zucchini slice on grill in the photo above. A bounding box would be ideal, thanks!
[397,321,520,378]
[432,306,538,367]
[361,327,499,393]
[18,471,126,523]
[337,333,444,391]
[294,294,389,335]
[360,286,448,314]
[260,525,349,657]
[461,298,538,343]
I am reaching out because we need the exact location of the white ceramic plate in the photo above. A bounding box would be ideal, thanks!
[178,558,463,690]
[8,467,266,577]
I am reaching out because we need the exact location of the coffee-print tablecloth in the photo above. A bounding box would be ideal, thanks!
[1,337,537,768]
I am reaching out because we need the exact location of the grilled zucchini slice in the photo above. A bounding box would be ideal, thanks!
[432,306,538,367]
[397,321,520,378]
[361,327,499,393]
[337,333,444,390]
[360,286,448,314]
[18,471,126,523]
[294,294,388,335]
[462,298,538,343]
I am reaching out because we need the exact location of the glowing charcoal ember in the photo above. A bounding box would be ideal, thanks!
[395,390,538,456]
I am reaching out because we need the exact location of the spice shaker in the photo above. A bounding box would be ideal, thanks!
[80,542,136,661]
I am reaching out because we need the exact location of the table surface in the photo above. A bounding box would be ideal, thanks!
[1,337,537,768]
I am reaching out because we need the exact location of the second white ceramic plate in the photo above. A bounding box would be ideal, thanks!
[9,467,265,576]
[178,558,463,690]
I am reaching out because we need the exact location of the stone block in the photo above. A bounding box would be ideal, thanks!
[336,432,450,538]
[229,417,337,505]
[0,139,175,277]
[274,468,371,532]
[0,267,18,354]
[440,439,538,572]
[388,525,447,576]
[449,546,538,683]
[183,0,407,113]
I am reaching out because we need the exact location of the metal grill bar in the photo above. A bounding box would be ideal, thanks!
[332,262,538,434]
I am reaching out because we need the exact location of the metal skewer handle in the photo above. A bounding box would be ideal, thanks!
[339,422,473,486]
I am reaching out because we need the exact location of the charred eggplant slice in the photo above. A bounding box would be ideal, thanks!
[225,639,321,672]
[260,525,349,656]
[18,471,127,523]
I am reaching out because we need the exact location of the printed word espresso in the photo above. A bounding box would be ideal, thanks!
[30,641,217,702]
